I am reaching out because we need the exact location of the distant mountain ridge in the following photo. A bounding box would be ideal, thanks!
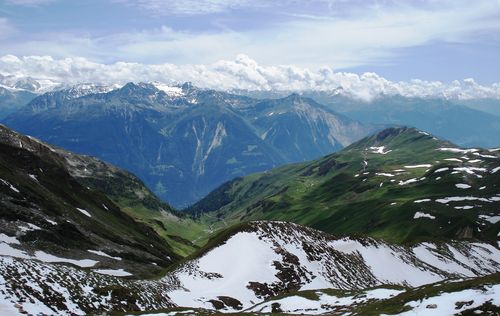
[0,86,37,119]
[3,82,374,207]
[236,90,500,148]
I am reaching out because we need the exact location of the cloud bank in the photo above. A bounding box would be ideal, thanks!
[1,54,500,101]
[2,1,500,70]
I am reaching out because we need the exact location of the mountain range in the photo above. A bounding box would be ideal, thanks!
[240,90,500,148]
[2,82,373,207]
[0,123,498,314]
[3,81,500,208]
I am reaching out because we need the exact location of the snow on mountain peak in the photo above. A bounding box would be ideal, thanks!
[150,82,185,97]
[63,83,121,98]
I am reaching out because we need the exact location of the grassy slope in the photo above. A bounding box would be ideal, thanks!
[189,127,500,244]
[78,173,209,257]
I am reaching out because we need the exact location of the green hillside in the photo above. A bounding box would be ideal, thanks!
[188,127,500,244]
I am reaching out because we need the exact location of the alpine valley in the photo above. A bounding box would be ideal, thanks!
[0,117,499,315]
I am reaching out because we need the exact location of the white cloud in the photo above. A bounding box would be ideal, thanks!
[1,54,500,100]
[2,1,500,69]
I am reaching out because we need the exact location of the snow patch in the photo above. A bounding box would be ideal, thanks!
[376,173,395,177]
[444,158,462,162]
[93,268,132,277]
[414,212,435,219]
[0,234,20,245]
[454,206,474,210]
[479,215,500,224]
[473,152,497,159]
[0,179,19,193]
[369,146,392,155]
[18,222,41,233]
[76,208,91,217]
[151,82,184,97]
[453,167,487,175]
[404,164,432,168]
[251,287,404,314]
[435,196,490,203]
[434,167,449,173]
[45,218,58,225]
[438,148,479,153]
[33,251,98,268]
[414,199,431,203]
[399,178,419,185]
[88,250,122,261]
[168,232,281,309]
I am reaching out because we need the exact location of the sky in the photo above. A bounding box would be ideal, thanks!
[0,0,500,97]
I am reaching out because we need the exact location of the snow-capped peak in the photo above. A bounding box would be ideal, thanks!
[0,75,60,93]
[62,83,121,98]
[150,81,185,97]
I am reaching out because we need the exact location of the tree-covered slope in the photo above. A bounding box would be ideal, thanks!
[188,127,500,244]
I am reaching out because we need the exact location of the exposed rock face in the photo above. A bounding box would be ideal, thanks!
[3,83,373,206]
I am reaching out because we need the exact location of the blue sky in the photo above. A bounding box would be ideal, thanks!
[1,0,500,84]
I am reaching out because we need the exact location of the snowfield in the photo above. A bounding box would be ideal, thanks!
[1,221,499,314]
[164,221,500,312]
[168,231,281,309]
[394,284,500,316]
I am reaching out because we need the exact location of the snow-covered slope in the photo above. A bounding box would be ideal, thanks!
[0,256,175,315]
[60,83,120,99]
[165,221,500,312]
[1,221,499,314]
